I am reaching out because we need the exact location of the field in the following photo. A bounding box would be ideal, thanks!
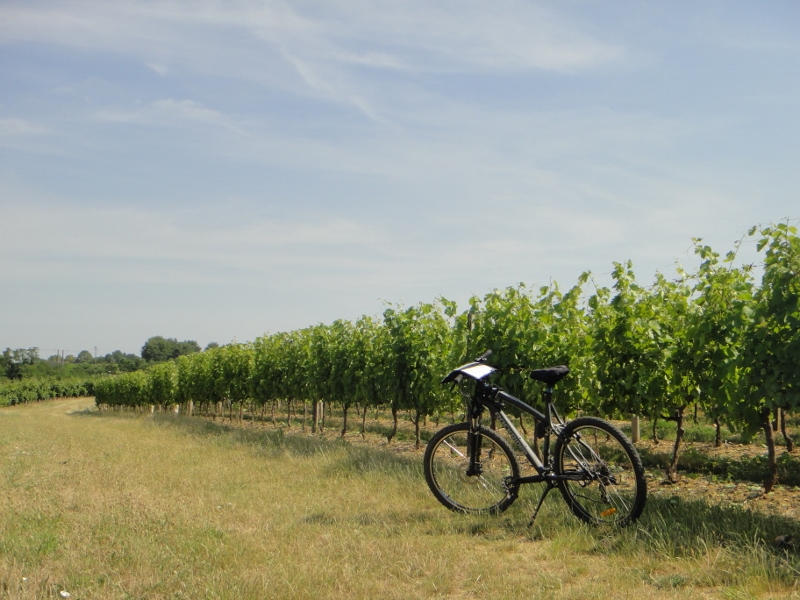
[2,398,800,599]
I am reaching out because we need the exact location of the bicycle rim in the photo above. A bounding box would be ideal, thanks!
[554,417,646,526]
[424,424,519,514]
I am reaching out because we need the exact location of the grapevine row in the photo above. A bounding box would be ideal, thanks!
[0,378,98,407]
[93,224,800,489]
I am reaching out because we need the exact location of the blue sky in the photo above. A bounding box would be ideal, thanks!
[1,1,799,357]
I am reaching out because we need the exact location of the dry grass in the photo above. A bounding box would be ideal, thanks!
[1,398,799,599]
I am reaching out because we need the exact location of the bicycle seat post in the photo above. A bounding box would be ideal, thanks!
[541,385,556,425]
[534,385,554,471]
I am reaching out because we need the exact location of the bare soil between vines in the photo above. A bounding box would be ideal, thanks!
[641,439,800,521]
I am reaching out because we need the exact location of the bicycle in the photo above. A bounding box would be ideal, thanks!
[423,351,647,527]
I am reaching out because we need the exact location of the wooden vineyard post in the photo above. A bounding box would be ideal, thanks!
[631,415,640,443]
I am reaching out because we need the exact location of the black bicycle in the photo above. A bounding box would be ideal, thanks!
[423,351,647,527]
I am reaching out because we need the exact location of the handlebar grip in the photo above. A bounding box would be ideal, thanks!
[475,349,492,363]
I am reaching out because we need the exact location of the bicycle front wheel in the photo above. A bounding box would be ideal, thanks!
[424,423,520,514]
[553,417,646,527]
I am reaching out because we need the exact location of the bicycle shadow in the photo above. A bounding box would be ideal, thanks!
[631,493,800,555]
[452,490,800,565]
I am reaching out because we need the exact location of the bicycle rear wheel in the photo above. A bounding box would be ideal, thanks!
[553,417,646,526]
[424,423,520,514]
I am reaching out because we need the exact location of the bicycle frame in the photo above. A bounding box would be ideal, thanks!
[467,380,582,485]
[463,380,608,525]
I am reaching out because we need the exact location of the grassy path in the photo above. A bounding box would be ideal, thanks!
[1,399,799,599]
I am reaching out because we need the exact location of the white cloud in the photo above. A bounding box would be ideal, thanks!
[320,1,624,72]
[0,197,385,284]
[96,98,246,134]
[0,1,623,84]
[0,118,48,136]
[146,62,168,76]
[0,1,627,127]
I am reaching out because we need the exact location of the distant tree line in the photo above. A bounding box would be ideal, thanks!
[140,336,201,363]
[1,336,205,381]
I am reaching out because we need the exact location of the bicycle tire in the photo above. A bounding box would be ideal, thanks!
[424,423,520,514]
[553,417,646,527]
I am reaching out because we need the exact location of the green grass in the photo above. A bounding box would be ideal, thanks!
[2,399,800,598]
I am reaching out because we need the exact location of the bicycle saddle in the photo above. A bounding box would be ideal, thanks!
[529,366,569,386]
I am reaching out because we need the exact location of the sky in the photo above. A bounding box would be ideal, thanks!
[1,1,799,357]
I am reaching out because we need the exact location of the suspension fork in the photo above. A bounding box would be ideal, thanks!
[465,399,485,476]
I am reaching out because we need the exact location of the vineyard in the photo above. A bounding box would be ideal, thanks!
[87,224,799,490]
[7,223,798,492]
[0,377,97,407]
